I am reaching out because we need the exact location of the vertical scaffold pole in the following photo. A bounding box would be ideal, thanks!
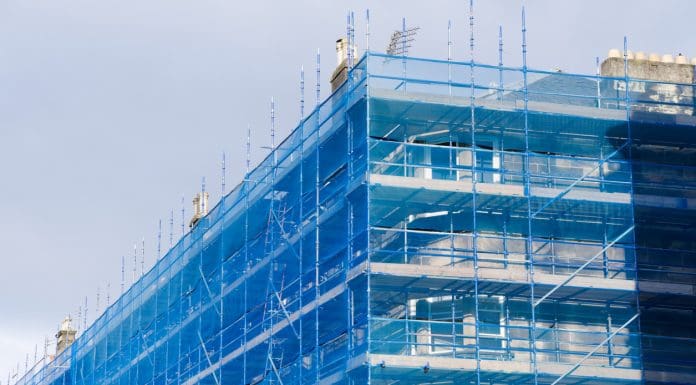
[176,236,183,385]
[596,56,601,108]
[301,66,305,120]
[218,154,225,385]
[366,9,370,53]
[243,122,251,385]
[271,98,276,151]
[133,243,137,284]
[401,17,407,93]
[468,1,481,384]
[346,12,352,69]
[624,35,645,377]
[522,7,539,385]
[222,151,226,196]
[351,11,355,66]
[498,25,504,101]
[157,219,162,260]
[245,125,251,174]
[298,63,305,383]
[202,177,207,216]
[267,95,278,378]
[76,307,82,336]
[344,42,355,375]
[169,209,174,248]
[316,49,321,106]
[141,237,145,277]
[181,195,185,236]
[448,20,452,97]
[77,305,82,335]
[121,255,125,295]
[314,48,321,385]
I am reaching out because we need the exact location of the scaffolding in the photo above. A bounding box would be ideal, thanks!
[12,46,696,385]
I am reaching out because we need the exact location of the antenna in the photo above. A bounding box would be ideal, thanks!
[83,296,88,330]
[157,219,162,260]
[121,255,125,295]
[33,344,37,365]
[366,9,370,52]
[300,66,305,120]
[96,285,100,317]
[221,151,226,195]
[386,20,419,56]
[316,49,321,107]
[106,282,110,307]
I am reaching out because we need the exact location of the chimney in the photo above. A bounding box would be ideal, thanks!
[55,317,76,356]
[600,48,695,115]
[189,192,209,228]
[336,38,348,65]
[330,37,357,92]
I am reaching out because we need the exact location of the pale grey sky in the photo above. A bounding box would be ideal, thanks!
[1,0,693,380]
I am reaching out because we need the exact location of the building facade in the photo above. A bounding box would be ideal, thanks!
[15,52,696,385]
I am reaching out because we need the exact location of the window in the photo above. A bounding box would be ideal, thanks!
[477,295,506,353]
[409,295,507,356]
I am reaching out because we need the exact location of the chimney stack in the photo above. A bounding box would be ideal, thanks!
[189,192,209,228]
[55,317,76,356]
[330,37,357,92]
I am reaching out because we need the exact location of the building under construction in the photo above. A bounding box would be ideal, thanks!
[12,24,696,385]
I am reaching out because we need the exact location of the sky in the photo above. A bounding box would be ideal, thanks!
[0,0,694,381]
